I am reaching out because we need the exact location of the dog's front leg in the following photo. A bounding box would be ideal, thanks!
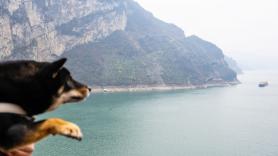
[21,118,83,146]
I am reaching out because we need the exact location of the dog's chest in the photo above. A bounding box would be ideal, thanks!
[0,103,26,115]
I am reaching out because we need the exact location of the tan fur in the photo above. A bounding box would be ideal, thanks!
[8,118,82,152]
[78,87,90,97]
[48,87,90,112]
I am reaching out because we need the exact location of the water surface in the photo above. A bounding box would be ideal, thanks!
[34,71,278,156]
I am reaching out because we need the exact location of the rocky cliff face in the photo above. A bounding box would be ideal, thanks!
[0,0,238,87]
[0,0,127,60]
[225,56,243,74]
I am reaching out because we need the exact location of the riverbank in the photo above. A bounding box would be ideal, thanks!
[91,81,240,93]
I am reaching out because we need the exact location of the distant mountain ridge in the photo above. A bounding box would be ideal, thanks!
[225,56,243,74]
[0,0,239,88]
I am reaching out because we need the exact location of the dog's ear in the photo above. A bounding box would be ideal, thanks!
[41,58,67,78]
[50,58,67,78]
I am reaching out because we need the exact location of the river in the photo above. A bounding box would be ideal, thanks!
[34,70,278,156]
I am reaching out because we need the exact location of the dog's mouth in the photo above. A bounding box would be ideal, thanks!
[64,87,91,102]
[70,96,85,102]
[68,90,90,103]
[48,88,91,112]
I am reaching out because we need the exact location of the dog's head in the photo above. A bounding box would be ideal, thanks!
[39,58,91,111]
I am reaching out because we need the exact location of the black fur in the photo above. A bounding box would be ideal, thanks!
[0,113,37,150]
[0,58,90,153]
[0,58,87,116]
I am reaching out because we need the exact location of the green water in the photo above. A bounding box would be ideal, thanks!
[34,71,278,156]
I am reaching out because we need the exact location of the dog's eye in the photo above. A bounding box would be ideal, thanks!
[66,78,74,88]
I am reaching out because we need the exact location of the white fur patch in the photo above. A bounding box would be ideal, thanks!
[48,90,85,111]
[60,90,84,101]
[0,103,27,115]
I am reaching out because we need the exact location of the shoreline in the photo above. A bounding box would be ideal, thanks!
[91,81,240,93]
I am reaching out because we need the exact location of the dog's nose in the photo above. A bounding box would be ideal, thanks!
[88,87,92,92]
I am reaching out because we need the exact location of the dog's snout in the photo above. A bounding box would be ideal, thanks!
[87,87,92,92]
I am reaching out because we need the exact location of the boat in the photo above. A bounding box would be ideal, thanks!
[258,81,268,87]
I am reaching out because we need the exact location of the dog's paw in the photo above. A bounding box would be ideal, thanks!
[47,118,83,141]
[57,122,83,141]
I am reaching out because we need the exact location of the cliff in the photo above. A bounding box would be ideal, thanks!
[224,56,243,74]
[0,0,127,60]
[0,0,238,87]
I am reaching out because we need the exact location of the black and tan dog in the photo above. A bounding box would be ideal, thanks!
[0,58,91,154]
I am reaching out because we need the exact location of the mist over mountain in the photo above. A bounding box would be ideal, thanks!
[0,0,238,87]
[225,56,242,74]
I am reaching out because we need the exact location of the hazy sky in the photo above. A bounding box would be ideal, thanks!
[135,0,278,69]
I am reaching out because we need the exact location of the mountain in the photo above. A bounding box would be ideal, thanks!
[0,0,238,88]
[0,0,127,60]
[224,56,243,74]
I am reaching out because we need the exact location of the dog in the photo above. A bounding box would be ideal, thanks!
[0,58,91,154]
